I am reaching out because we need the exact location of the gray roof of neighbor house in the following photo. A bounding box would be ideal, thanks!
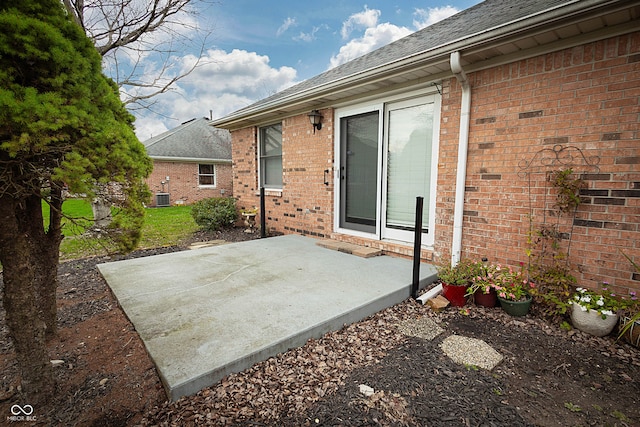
[212,0,639,130]
[143,117,232,162]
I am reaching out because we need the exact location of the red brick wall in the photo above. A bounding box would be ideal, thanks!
[446,32,640,295]
[231,110,335,237]
[146,160,233,206]
[231,32,640,294]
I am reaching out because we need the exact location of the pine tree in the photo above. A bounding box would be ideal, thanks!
[0,0,152,401]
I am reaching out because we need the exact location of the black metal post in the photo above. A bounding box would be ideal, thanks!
[411,196,424,299]
[260,187,266,238]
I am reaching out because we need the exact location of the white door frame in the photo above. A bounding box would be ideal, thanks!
[333,89,440,247]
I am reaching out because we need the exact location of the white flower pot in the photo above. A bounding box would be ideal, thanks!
[570,303,619,337]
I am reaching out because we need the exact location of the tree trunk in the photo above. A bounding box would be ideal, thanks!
[0,196,55,402]
[34,189,64,338]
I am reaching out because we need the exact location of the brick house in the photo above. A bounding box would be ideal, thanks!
[212,0,640,294]
[143,117,233,206]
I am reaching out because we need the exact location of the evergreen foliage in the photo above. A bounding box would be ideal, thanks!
[191,197,238,232]
[0,0,152,401]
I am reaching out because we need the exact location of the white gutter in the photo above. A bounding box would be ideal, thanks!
[149,156,232,164]
[450,51,470,266]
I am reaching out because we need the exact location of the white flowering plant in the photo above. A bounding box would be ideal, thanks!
[569,285,632,319]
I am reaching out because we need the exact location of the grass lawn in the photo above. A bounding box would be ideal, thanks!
[42,198,94,237]
[139,205,198,248]
[51,200,198,260]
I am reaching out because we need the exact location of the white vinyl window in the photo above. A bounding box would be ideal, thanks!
[259,123,283,189]
[198,164,216,187]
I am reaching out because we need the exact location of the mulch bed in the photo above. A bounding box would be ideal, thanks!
[1,228,639,426]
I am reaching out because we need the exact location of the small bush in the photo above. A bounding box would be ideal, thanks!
[191,197,238,231]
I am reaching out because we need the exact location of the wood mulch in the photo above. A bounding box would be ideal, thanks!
[1,228,639,426]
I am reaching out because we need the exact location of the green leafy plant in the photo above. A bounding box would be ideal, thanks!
[191,197,238,232]
[436,259,482,287]
[611,410,631,422]
[526,169,584,318]
[466,262,536,301]
[564,402,582,412]
[551,168,583,213]
[465,262,497,296]
[493,264,535,302]
[529,263,576,317]
[569,285,632,319]
[617,251,640,342]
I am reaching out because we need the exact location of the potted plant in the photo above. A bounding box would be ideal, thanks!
[466,262,498,307]
[437,259,479,307]
[569,286,626,337]
[494,265,536,316]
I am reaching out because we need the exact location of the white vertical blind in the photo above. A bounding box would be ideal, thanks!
[386,102,433,230]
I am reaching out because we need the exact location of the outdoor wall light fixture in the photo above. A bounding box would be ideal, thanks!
[308,109,323,133]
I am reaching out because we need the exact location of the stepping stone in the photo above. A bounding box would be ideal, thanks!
[397,317,444,341]
[440,335,503,370]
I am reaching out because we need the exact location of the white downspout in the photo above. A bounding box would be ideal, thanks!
[450,51,471,266]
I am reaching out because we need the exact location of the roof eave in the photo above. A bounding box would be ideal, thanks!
[212,0,637,130]
[150,156,232,163]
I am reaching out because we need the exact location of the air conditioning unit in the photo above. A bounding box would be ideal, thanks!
[156,193,170,207]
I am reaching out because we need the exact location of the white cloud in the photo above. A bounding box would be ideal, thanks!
[340,6,381,39]
[294,24,328,42]
[329,22,412,69]
[134,116,171,141]
[132,49,298,141]
[277,17,297,37]
[413,6,460,29]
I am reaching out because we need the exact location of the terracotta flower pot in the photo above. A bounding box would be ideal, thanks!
[570,303,618,337]
[474,289,497,308]
[442,283,468,307]
[498,295,532,316]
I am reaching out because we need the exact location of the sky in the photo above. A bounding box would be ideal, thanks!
[121,0,481,141]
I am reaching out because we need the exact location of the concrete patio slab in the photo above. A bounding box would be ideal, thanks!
[97,234,437,401]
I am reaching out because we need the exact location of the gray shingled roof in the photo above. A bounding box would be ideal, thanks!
[213,0,637,129]
[143,117,231,162]
[219,0,567,117]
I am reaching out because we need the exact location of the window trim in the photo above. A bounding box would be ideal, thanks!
[258,122,283,190]
[198,163,217,187]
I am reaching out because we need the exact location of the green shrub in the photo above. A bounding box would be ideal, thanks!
[191,197,238,231]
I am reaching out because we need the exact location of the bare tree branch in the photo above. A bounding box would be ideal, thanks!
[62,0,216,109]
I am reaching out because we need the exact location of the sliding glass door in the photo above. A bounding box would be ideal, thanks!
[382,98,435,242]
[335,93,439,246]
[339,111,379,233]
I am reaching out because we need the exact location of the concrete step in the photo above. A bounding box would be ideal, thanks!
[316,240,382,258]
[188,240,226,250]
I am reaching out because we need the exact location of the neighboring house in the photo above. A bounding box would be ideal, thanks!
[143,117,232,207]
[212,0,640,294]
